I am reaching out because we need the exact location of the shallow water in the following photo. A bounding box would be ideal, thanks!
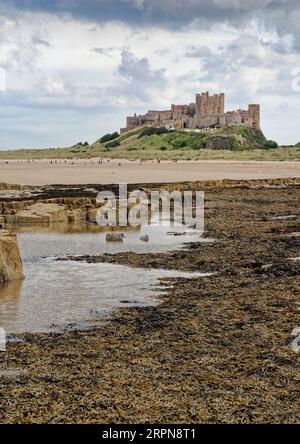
[16,220,209,257]
[0,223,211,333]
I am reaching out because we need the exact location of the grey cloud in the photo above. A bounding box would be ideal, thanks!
[92,47,114,57]
[184,46,213,58]
[112,49,167,103]
[198,34,278,75]
[0,18,46,70]
[31,35,51,47]
[155,49,170,57]
[118,49,166,86]
[0,1,295,29]
[0,1,299,149]
[1,1,299,53]
[179,33,300,107]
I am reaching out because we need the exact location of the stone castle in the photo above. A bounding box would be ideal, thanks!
[120,92,260,134]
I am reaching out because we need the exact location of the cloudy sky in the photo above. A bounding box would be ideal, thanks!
[0,0,299,149]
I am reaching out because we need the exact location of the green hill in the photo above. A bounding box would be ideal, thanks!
[0,126,300,161]
[92,125,268,152]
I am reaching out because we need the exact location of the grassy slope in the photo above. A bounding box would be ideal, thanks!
[0,126,299,161]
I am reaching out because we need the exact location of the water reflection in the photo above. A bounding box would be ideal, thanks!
[0,222,212,333]
[15,220,208,258]
[0,280,23,299]
[0,259,210,333]
[15,223,141,234]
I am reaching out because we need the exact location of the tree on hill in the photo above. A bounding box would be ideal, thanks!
[100,132,119,143]
[264,140,278,149]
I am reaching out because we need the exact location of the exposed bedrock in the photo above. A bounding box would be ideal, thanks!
[0,199,99,225]
[0,230,24,284]
[0,179,299,227]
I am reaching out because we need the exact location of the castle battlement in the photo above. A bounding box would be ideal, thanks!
[120,92,261,134]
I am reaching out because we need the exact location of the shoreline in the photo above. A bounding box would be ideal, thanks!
[0,159,299,186]
[1,157,300,163]
[0,180,299,423]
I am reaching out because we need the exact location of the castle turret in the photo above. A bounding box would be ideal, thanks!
[248,104,260,130]
[195,92,225,116]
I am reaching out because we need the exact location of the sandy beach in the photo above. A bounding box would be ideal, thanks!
[0,159,299,185]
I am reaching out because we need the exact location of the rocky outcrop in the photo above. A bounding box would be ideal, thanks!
[1,180,299,228]
[0,183,23,191]
[0,230,24,284]
[205,135,237,150]
[0,198,99,225]
[106,233,124,242]
[14,203,68,225]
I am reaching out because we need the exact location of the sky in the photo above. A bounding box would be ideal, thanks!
[0,0,300,149]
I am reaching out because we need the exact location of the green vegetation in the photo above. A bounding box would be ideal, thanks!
[164,132,206,149]
[100,132,119,143]
[76,141,89,146]
[105,140,120,148]
[295,142,300,147]
[264,140,278,149]
[137,127,169,138]
[0,126,299,161]
[224,125,267,145]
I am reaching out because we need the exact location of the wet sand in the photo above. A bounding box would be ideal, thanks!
[0,159,299,185]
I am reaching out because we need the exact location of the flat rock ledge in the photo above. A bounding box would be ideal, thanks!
[0,230,24,284]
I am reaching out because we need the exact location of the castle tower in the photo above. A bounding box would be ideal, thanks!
[248,104,260,130]
[195,92,225,116]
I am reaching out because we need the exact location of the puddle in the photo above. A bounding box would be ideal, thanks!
[0,259,210,333]
[0,223,212,334]
[15,220,207,257]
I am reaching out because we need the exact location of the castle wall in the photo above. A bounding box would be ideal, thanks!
[121,93,260,133]
[171,104,189,115]
[225,105,260,130]
[144,110,172,126]
[193,115,221,129]
[172,115,193,129]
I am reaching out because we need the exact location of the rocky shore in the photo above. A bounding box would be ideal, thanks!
[0,230,24,284]
[0,179,299,423]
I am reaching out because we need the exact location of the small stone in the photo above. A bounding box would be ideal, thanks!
[106,233,124,242]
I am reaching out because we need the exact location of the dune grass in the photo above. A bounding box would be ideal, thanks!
[0,127,299,161]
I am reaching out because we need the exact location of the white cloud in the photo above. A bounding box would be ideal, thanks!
[0,9,299,148]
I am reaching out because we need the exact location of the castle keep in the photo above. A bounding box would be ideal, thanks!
[121,92,260,134]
